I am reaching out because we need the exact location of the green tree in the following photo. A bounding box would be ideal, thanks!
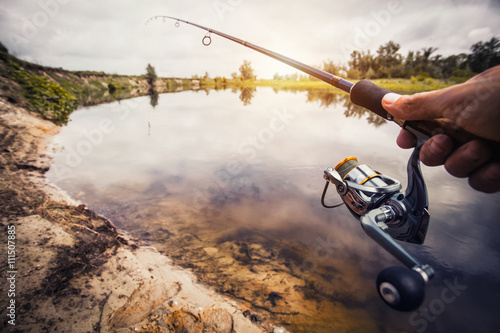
[145,63,157,90]
[239,60,256,80]
[403,50,416,77]
[365,67,376,79]
[468,37,500,73]
[322,59,341,75]
[348,50,375,77]
[273,73,283,80]
[420,47,440,77]
[437,53,469,79]
[375,41,403,78]
[346,67,362,79]
[344,38,500,80]
[420,47,438,65]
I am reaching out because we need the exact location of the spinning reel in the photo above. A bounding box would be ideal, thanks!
[321,146,434,311]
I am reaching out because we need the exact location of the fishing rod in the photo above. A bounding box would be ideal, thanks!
[146,16,484,312]
[146,16,353,93]
[146,15,478,146]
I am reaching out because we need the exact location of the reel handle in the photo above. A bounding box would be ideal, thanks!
[350,80,499,155]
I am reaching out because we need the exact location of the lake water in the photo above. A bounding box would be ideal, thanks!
[47,87,500,332]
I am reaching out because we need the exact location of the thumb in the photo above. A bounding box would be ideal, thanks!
[382,90,447,121]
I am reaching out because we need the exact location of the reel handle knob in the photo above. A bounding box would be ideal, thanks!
[376,266,426,311]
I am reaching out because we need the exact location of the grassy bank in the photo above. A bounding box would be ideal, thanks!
[203,76,456,93]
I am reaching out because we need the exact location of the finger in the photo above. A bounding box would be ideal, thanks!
[468,162,500,193]
[396,129,417,149]
[419,134,454,166]
[444,140,492,178]
[382,91,448,121]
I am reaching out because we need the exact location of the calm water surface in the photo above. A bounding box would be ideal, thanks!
[47,87,500,332]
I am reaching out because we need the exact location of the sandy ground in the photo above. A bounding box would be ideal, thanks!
[0,99,283,332]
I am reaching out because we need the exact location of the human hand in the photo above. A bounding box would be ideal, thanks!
[381,65,500,193]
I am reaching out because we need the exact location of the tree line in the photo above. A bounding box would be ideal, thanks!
[324,37,499,81]
[157,37,500,83]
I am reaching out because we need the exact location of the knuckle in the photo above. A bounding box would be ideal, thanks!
[400,93,426,111]
[420,142,444,167]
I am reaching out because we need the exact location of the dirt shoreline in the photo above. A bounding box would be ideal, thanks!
[0,99,283,332]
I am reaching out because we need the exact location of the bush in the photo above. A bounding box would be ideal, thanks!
[9,62,77,124]
[347,68,362,79]
[108,83,116,94]
[415,72,429,81]
[107,78,117,94]
[424,78,435,85]
[365,67,376,79]
[449,69,474,83]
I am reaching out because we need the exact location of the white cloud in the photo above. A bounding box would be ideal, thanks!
[0,0,499,78]
[467,27,493,41]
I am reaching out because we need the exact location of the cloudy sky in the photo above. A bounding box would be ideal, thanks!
[1,0,499,79]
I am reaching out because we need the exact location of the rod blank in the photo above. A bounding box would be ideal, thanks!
[147,15,353,93]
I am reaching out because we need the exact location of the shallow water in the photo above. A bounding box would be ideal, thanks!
[47,87,500,332]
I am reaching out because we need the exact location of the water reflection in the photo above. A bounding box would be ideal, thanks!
[238,85,386,127]
[305,89,386,127]
[237,86,256,106]
[149,91,159,108]
[47,87,500,333]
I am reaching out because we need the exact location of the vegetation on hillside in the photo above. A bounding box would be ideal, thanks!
[8,61,78,125]
[0,43,198,124]
[1,44,78,124]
